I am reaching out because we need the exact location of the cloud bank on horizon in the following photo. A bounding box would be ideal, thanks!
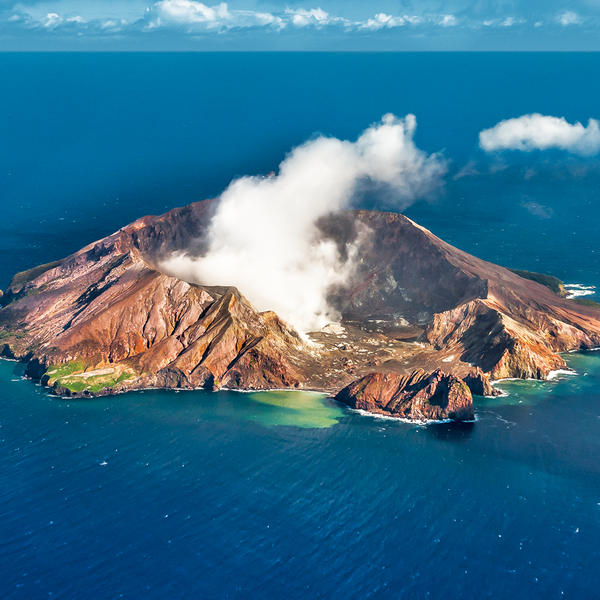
[161,114,447,334]
[480,114,600,157]
[4,0,600,49]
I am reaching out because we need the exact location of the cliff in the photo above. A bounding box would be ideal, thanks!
[334,369,474,422]
[1,200,599,418]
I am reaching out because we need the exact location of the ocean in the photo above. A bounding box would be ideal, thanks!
[1,52,600,598]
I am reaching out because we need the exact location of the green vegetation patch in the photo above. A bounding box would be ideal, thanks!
[56,370,133,394]
[11,288,43,303]
[574,298,600,310]
[9,260,64,291]
[508,269,566,296]
[45,361,86,383]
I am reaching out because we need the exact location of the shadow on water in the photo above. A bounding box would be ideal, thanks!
[426,420,475,442]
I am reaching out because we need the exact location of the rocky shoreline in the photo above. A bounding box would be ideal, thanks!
[2,201,599,421]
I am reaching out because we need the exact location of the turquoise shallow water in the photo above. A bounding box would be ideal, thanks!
[1,52,600,598]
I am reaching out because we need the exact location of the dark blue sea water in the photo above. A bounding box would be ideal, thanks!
[1,53,600,598]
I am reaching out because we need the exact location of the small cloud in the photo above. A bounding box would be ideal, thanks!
[522,200,553,219]
[360,13,405,30]
[483,18,525,28]
[534,21,543,28]
[453,159,480,180]
[440,15,456,27]
[559,11,581,26]
[523,167,537,180]
[285,7,346,28]
[489,159,508,174]
[40,13,62,30]
[101,19,126,30]
[479,114,600,157]
[500,17,524,27]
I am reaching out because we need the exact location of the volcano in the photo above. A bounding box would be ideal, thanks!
[2,199,599,419]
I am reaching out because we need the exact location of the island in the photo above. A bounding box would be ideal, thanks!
[1,199,599,422]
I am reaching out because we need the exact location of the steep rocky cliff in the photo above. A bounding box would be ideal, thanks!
[334,369,474,422]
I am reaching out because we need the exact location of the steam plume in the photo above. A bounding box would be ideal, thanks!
[161,114,447,333]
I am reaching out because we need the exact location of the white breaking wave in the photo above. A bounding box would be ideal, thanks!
[564,283,596,299]
[547,369,578,380]
[350,408,458,425]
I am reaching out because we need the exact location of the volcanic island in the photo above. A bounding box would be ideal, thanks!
[2,200,599,422]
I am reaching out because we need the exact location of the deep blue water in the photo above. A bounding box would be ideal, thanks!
[2,355,600,599]
[1,53,600,598]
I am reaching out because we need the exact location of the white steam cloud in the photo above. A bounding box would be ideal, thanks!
[161,114,447,334]
[479,113,600,156]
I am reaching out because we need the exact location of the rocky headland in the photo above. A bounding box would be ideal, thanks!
[335,369,475,422]
[2,199,600,421]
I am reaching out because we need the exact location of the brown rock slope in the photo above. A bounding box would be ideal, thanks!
[321,210,600,379]
[0,206,310,395]
[1,200,599,403]
[334,369,475,421]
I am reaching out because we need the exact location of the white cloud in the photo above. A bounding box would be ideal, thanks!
[285,7,340,28]
[131,4,436,34]
[9,4,588,42]
[440,14,456,27]
[479,114,600,156]
[522,200,553,219]
[559,11,581,25]
[0,5,434,35]
[141,1,283,31]
[101,18,128,30]
[161,114,447,334]
[483,17,525,28]
[360,13,405,30]
[453,159,480,180]
[40,12,62,29]
[144,1,230,30]
[500,17,524,27]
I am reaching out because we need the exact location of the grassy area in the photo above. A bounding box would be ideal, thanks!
[46,361,86,383]
[574,298,600,310]
[43,361,135,394]
[508,269,566,296]
[9,260,64,290]
[0,328,27,342]
[508,268,600,310]
[56,371,133,394]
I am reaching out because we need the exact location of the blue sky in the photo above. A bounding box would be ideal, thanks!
[1,0,600,50]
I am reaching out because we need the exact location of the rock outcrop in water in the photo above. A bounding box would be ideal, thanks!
[1,199,599,419]
[464,367,502,397]
[334,369,475,421]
